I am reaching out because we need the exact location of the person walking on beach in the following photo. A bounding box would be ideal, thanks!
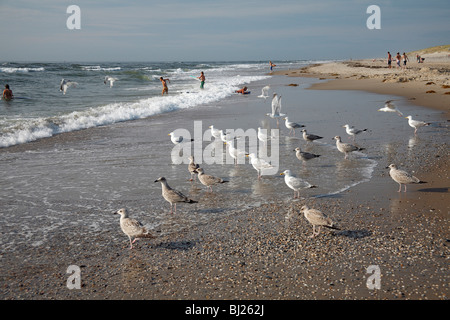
[159,77,170,95]
[395,52,401,69]
[387,52,392,69]
[198,72,205,89]
[269,61,276,72]
[2,84,14,100]
[402,52,409,69]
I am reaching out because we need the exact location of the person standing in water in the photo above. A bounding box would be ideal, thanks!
[159,77,170,95]
[2,84,14,100]
[198,71,205,89]
[269,61,276,72]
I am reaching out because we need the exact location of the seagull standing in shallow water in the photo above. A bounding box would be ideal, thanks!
[154,177,198,214]
[343,124,368,141]
[405,115,430,134]
[284,117,305,136]
[280,169,316,199]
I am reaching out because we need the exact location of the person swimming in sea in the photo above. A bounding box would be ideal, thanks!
[2,84,14,100]
[235,86,249,94]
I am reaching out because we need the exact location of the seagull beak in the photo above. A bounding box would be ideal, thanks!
[280,173,285,176]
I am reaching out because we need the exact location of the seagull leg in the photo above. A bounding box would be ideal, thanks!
[397,183,402,192]
[310,226,316,238]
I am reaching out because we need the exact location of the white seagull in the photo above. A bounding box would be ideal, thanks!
[405,115,430,134]
[168,132,194,145]
[114,208,155,249]
[104,76,118,87]
[284,117,305,136]
[225,138,246,166]
[299,205,340,238]
[280,169,316,199]
[378,100,403,116]
[209,125,222,139]
[343,124,368,141]
[247,153,274,180]
[386,164,426,192]
[258,85,270,100]
[60,79,78,95]
[266,93,286,128]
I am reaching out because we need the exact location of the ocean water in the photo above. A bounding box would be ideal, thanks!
[0,60,319,147]
[1,60,444,252]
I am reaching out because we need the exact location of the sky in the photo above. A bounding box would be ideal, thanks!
[0,0,449,62]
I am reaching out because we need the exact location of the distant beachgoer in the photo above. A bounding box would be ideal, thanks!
[387,52,392,69]
[198,72,205,89]
[235,86,248,94]
[269,61,276,72]
[396,52,401,69]
[402,52,409,69]
[416,54,421,63]
[2,84,14,100]
[159,77,170,95]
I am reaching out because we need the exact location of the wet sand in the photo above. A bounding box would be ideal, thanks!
[0,64,448,302]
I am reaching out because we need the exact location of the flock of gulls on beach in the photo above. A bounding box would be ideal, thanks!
[104,81,430,248]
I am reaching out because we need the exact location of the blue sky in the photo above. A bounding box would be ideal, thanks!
[1,0,449,62]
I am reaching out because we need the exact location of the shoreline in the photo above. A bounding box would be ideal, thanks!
[1,60,449,301]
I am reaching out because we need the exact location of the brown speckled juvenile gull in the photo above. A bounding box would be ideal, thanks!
[387,164,426,192]
[114,208,155,249]
[154,177,198,214]
[299,205,339,238]
[333,135,364,159]
[294,147,321,162]
[196,168,229,192]
[188,156,200,181]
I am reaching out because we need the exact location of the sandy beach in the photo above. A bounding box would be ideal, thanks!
[1,52,449,304]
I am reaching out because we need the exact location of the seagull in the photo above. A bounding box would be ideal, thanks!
[154,177,198,214]
[114,208,155,249]
[386,164,426,192]
[280,169,316,198]
[209,125,222,139]
[405,115,430,134]
[60,79,78,95]
[299,205,340,238]
[294,147,321,162]
[284,117,305,136]
[342,124,368,141]
[333,136,365,159]
[247,153,274,180]
[301,129,323,143]
[257,127,274,146]
[258,85,270,100]
[196,168,229,192]
[225,138,246,166]
[378,100,403,116]
[104,76,118,87]
[168,132,194,145]
[188,155,200,181]
[266,93,286,128]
